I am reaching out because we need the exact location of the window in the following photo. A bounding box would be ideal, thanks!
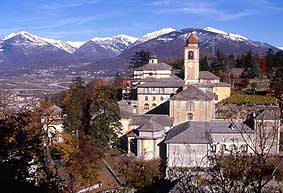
[145,96,148,101]
[153,96,156,101]
[210,144,216,153]
[220,144,226,152]
[160,88,165,93]
[145,88,149,93]
[152,88,156,92]
[229,144,237,151]
[240,144,248,153]
[188,51,194,59]
[186,101,194,111]
[160,96,164,101]
[187,113,193,121]
[176,112,181,121]
[152,103,157,108]
[144,103,150,110]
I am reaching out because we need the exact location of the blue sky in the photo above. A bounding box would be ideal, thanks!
[0,0,282,47]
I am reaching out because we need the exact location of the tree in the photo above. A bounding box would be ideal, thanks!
[210,49,225,72]
[63,77,90,147]
[0,109,64,193]
[200,56,209,71]
[129,50,152,69]
[89,85,121,153]
[265,48,275,77]
[118,158,164,192]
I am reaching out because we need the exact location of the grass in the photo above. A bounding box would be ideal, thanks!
[223,93,278,105]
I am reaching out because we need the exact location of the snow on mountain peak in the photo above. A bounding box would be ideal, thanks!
[141,27,176,41]
[2,31,48,46]
[203,27,248,41]
[278,47,283,50]
[66,41,86,48]
[89,34,138,54]
[2,31,76,53]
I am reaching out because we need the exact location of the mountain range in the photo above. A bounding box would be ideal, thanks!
[0,27,280,77]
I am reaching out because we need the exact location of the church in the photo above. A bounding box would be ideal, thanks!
[119,33,280,168]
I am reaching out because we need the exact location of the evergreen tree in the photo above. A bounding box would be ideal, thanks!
[210,49,225,72]
[63,77,90,147]
[89,85,121,153]
[129,50,152,69]
[265,48,275,77]
[200,56,209,71]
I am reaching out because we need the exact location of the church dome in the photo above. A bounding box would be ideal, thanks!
[187,33,198,44]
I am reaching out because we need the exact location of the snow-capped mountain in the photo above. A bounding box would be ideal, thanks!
[133,27,176,45]
[203,27,248,41]
[66,41,86,48]
[0,27,280,76]
[1,31,76,53]
[42,38,76,53]
[120,27,278,61]
[73,34,138,60]
[278,47,283,50]
[90,34,138,53]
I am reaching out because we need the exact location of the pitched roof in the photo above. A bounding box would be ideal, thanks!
[165,121,253,144]
[138,119,164,132]
[118,100,133,119]
[199,71,220,80]
[135,62,173,71]
[131,114,173,127]
[138,75,184,88]
[170,85,215,101]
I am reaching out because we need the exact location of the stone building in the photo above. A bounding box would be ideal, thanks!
[119,33,280,167]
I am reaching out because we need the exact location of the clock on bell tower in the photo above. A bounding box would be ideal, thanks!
[184,33,199,84]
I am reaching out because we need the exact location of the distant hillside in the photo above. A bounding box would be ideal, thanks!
[0,27,280,77]
[119,27,279,61]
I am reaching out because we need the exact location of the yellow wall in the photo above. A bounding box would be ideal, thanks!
[119,118,131,137]
[170,100,214,125]
[213,86,231,102]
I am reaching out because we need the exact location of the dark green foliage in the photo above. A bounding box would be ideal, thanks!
[129,50,152,69]
[200,56,209,71]
[63,78,121,154]
[63,77,90,138]
[210,49,225,72]
[89,86,121,153]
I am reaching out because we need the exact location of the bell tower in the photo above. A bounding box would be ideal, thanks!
[184,33,199,84]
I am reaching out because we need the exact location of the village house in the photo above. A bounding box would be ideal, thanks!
[119,33,280,167]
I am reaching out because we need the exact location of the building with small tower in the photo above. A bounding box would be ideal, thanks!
[119,33,280,165]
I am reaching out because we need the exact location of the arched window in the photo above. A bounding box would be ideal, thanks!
[186,101,194,111]
[145,96,148,101]
[187,113,193,121]
[160,96,164,101]
[152,103,157,108]
[144,103,150,110]
[188,51,194,59]
[220,144,226,152]
[152,96,156,101]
